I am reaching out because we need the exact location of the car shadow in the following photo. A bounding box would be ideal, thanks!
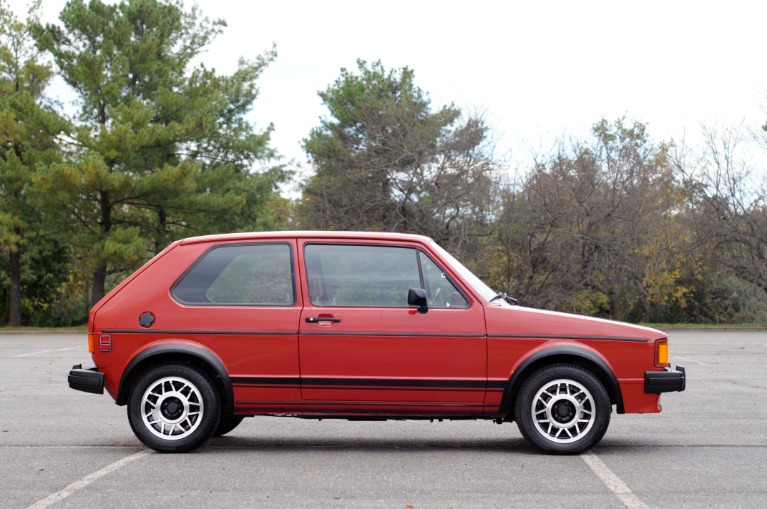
[204,434,537,454]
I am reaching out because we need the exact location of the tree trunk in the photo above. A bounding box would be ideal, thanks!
[610,293,623,322]
[91,190,112,308]
[8,247,22,327]
[90,263,107,308]
[156,206,167,255]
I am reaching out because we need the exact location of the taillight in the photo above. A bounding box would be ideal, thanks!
[88,333,95,353]
[99,335,112,352]
[656,339,669,366]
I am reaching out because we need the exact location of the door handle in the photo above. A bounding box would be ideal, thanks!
[305,317,341,323]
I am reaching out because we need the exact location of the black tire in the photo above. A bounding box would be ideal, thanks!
[127,364,221,453]
[212,415,245,437]
[514,364,611,455]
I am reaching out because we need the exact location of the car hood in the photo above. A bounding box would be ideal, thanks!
[484,304,666,341]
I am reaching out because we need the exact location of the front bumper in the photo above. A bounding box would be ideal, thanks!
[645,365,686,393]
[68,364,104,394]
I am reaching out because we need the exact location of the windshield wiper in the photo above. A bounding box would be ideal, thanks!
[489,292,519,305]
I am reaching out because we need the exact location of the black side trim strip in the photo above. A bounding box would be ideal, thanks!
[301,332,484,338]
[104,329,296,335]
[104,330,482,338]
[236,401,485,408]
[305,386,485,393]
[304,378,488,388]
[231,376,491,389]
[232,377,301,385]
[104,331,645,341]
[488,333,648,342]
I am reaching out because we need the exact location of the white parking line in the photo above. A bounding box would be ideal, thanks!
[14,350,53,357]
[26,450,151,509]
[14,347,80,358]
[673,356,706,366]
[581,452,649,509]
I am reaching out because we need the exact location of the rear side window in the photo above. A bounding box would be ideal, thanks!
[172,243,295,306]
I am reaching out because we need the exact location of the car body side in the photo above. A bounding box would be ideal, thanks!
[83,231,672,422]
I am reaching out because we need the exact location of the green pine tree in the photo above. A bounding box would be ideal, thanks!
[33,0,287,306]
[0,0,67,325]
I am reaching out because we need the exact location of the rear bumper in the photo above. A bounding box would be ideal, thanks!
[645,365,686,393]
[68,364,104,394]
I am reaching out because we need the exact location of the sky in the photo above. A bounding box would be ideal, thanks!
[15,0,767,181]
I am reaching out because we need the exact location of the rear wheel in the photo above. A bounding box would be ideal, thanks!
[127,364,220,453]
[515,364,610,454]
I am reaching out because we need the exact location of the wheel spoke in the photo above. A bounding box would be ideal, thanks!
[530,377,596,444]
[140,375,205,441]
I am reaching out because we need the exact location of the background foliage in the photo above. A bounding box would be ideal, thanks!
[1,0,766,326]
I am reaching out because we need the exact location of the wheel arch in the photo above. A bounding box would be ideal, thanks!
[501,345,624,416]
[117,343,234,415]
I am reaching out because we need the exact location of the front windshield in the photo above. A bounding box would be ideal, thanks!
[430,241,497,303]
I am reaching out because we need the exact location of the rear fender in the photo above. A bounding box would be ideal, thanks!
[116,342,234,414]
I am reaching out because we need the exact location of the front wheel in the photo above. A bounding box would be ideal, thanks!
[212,415,245,437]
[127,364,220,453]
[515,364,611,454]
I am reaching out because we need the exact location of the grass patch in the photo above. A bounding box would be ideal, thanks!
[0,325,87,332]
[642,322,767,329]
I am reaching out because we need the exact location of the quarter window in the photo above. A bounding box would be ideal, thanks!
[172,244,295,305]
[419,252,468,309]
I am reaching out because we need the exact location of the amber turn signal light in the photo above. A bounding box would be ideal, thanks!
[656,339,669,366]
[88,333,95,353]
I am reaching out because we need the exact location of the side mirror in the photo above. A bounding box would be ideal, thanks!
[408,288,428,314]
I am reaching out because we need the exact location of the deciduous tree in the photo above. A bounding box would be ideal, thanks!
[675,123,767,294]
[494,119,682,321]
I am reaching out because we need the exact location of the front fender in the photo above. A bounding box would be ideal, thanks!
[501,344,624,414]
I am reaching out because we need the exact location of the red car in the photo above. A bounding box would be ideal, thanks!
[68,231,685,454]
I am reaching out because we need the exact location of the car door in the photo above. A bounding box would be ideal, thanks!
[297,240,487,407]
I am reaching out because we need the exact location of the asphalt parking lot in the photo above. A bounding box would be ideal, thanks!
[1,330,765,508]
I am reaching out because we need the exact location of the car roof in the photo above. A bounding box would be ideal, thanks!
[179,231,435,245]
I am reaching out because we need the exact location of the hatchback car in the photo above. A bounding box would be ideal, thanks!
[69,231,685,454]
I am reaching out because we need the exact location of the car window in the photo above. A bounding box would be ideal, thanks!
[304,244,421,307]
[429,240,496,302]
[304,244,468,309]
[172,243,295,305]
[418,252,468,309]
